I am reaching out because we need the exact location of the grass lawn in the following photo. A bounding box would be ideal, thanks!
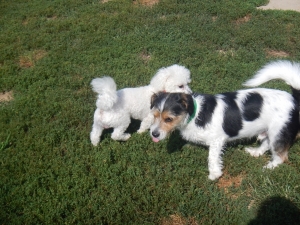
[1,0,300,224]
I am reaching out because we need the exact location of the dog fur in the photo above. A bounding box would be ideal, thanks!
[90,64,192,145]
[150,60,300,180]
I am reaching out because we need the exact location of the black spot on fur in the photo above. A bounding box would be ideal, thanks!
[221,92,242,137]
[242,92,263,121]
[151,92,195,120]
[163,93,193,116]
[150,92,168,109]
[186,94,195,117]
[291,88,300,131]
[292,88,300,104]
[275,100,299,151]
[195,94,217,128]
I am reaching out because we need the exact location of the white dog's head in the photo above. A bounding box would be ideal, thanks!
[150,64,192,94]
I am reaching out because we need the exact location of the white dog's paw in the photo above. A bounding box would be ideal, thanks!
[112,133,131,141]
[208,171,223,181]
[137,128,146,134]
[122,133,131,141]
[91,138,100,146]
[245,147,262,157]
[90,134,100,146]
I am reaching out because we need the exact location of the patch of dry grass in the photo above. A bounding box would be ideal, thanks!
[265,49,290,58]
[19,49,47,68]
[0,91,13,103]
[161,214,198,225]
[133,0,159,6]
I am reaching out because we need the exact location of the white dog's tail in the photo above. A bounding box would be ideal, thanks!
[91,76,118,110]
[243,60,300,90]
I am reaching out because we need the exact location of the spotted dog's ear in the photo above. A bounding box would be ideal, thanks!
[177,93,190,108]
[178,93,187,109]
[179,93,194,115]
[151,92,159,109]
[151,92,167,109]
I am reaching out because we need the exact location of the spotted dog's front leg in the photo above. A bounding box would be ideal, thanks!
[207,139,225,180]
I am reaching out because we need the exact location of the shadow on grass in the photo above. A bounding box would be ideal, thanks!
[100,119,141,142]
[248,196,300,225]
[166,133,258,154]
[166,130,187,154]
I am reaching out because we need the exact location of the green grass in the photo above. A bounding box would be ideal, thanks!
[1,0,300,224]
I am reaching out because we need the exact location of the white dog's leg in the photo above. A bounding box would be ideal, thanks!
[90,123,104,146]
[111,126,131,141]
[245,138,270,157]
[137,114,154,133]
[208,139,225,180]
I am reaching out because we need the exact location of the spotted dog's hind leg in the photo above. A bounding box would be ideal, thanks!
[245,138,270,157]
[264,115,297,169]
[264,144,289,169]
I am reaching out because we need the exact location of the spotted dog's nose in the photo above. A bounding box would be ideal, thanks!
[152,130,160,138]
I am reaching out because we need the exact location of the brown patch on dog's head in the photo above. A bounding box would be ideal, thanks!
[150,92,194,141]
[151,94,187,135]
[158,111,186,134]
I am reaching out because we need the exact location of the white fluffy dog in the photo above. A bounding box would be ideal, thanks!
[150,61,300,180]
[90,64,192,146]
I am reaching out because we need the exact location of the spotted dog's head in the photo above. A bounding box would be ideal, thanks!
[150,92,194,142]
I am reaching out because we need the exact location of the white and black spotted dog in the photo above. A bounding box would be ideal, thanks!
[150,60,300,180]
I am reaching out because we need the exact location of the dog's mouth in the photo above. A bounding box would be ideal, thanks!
[151,128,171,143]
[151,129,164,143]
[152,137,160,143]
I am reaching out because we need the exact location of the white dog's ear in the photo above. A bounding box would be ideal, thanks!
[150,67,168,91]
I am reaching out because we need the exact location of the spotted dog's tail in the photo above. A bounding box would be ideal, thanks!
[244,60,300,135]
[244,60,300,89]
[244,60,300,100]
[91,76,118,110]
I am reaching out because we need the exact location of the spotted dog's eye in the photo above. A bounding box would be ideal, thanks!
[178,85,184,89]
[165,117,173,123]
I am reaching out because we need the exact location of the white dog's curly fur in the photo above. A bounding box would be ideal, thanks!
[90,64,192,145]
